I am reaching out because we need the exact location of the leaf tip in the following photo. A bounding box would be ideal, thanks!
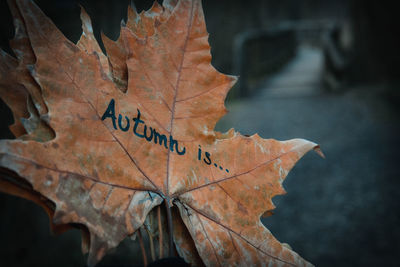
[228,74,239,84]
[313,145,325,159]
[79,5,93,34]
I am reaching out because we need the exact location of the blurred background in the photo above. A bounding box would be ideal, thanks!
[0,0,399,266]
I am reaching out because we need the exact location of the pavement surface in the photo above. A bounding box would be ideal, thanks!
[216,46,400,266]
[1,46,399,266]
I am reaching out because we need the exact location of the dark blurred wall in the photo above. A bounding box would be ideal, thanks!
[204,0,347,74]
[0,0,348,74]
[350,0,400,82]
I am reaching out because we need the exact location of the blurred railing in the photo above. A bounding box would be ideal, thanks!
[322,25,350,90]
[233,27,295,97]
[233,20,334,97]
[282,20,335,46]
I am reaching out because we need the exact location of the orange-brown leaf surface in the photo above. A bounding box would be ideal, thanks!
[0,0,322,266]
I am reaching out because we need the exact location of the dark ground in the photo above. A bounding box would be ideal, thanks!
[216,47,400,266]
[218,85,400,266]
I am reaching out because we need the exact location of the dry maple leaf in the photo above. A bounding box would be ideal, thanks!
[0,0,323,266]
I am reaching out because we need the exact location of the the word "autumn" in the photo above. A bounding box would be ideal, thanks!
[101,99,186,155]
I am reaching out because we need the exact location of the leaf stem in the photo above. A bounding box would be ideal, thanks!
[164,197,174,257]
[144,224,156,262]
[137,228,148,267]
[157,205,163,259]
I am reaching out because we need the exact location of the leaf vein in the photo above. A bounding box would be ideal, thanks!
[194,210,222,267]
[187,203,296,266]
[0,153,155,193]
[174,148,295,197]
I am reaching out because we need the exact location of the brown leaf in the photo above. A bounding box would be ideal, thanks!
[0,0,322,266]
[0,49,29,136]
[0,169,70,235]
[172,206,205,266]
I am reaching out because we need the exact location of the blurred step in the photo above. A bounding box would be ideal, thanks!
[257,45,324,98]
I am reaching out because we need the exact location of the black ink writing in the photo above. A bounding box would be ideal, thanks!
[100,98,231,172]
[197,145,229,173]
[101,98,186,155]
[101,98,117,129]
